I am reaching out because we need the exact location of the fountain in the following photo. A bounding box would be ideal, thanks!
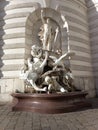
[11,8,91,114]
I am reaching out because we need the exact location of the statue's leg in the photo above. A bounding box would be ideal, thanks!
[47,41,52,51]
[29,80,47,92]
[52,77,68,93]
[43,34,48,50]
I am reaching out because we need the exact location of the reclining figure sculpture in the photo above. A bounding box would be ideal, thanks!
[20,44,75,93]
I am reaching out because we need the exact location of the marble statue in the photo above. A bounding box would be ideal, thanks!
[20,45,48,92]
[40,9,53,51]
[20,43,75,93]
[19,10,76,93]
[39,9,59,52]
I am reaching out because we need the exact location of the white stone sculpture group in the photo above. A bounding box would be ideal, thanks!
[20,9,76,93]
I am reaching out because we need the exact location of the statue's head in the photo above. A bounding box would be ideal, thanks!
[31,45,42,58]
[31,45,38,52]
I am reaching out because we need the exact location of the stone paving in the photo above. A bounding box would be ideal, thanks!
[0,99,98,130]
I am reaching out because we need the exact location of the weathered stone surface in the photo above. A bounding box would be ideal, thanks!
[1,99,98,130]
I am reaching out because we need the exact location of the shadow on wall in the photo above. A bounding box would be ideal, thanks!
[86,0,98,95]
[0,0,9,79]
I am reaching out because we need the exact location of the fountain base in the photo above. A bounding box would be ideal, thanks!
[11,91,91,114]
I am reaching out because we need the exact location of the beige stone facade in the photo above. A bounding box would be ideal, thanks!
[0,0,97,101]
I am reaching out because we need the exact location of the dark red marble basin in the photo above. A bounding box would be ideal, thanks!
[11,91,91,114]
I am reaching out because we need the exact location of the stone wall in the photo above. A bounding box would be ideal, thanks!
[54,0,95,97]
[0,0,43,101]
[86,0,98,95]
[0,0,96,102]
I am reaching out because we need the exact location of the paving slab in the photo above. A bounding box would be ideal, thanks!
[0,98,98,130]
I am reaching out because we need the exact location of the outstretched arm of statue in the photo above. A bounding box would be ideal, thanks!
[54,27,59,44]
[40,51,49,69]
[53,51,75,66]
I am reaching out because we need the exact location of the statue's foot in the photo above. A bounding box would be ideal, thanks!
[36,87,47,92]
[42,87,47,91]
[60,88,68,93]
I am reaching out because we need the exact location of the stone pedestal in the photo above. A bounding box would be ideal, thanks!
[11,91,91,114]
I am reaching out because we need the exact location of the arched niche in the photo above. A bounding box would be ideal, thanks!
[25,7,69,58]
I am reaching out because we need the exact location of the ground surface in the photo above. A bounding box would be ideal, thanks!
[0,99,98,130]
